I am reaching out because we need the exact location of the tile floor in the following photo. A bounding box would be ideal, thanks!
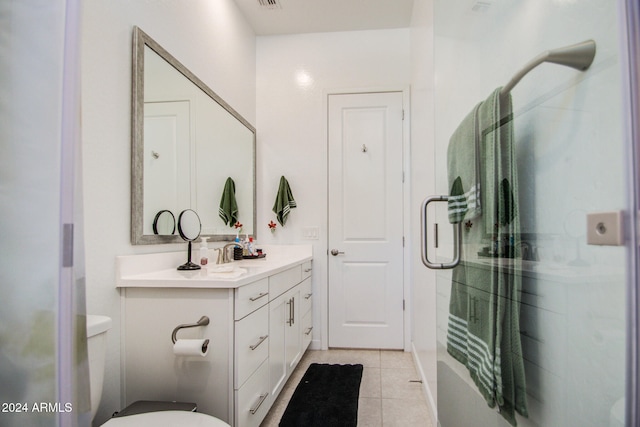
[260,349,435,427]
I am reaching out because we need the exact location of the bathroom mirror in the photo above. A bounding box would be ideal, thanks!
[131,26,256,245]
[177,209,201,270]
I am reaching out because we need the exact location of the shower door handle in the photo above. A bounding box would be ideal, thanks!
[421,195,461,269]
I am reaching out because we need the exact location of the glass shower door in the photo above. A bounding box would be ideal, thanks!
[431,1,630,426]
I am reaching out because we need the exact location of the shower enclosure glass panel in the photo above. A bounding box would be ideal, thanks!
[433,2,628,426]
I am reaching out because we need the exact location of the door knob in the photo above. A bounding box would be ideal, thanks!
[330,249,345,256]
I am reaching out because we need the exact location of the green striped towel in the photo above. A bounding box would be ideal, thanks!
[447,87,528,426]
[272,176,296,226]
[218,177,238,226]
[447,102,482,223]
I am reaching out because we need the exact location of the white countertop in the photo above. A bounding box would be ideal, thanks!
[116,244,313,289]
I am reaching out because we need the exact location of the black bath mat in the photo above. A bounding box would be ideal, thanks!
[279,363,364,427]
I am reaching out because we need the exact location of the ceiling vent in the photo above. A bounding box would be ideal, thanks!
[258,0,282,9]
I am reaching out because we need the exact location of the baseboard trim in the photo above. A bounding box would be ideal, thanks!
[411,342,438,426]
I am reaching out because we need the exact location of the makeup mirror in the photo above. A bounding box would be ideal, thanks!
[131,26,256,245]
[152,210,176,235]
[177,209,201,270]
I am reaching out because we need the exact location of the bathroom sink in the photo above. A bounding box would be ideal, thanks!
[208,266,248,279]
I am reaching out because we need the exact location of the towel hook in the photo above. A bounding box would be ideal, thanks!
[171,315,210,344]
[361,144,368,153]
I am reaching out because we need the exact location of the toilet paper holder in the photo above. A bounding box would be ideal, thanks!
[171,316,210,350]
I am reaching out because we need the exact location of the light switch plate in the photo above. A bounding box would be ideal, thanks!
[586,211,624,246]
[302,226,320,240]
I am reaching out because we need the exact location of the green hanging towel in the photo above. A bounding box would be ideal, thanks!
[272,176,296,226]
[218,177,238,226]
[447,101,482,224]
[446,87,528,426]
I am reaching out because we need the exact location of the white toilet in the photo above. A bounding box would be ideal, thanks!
[86,315,230,427]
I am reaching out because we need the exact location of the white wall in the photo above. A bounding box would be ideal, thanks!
[80,1,255,424]
[256,29,411,350]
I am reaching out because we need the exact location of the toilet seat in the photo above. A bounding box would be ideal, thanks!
[101,410,230,427]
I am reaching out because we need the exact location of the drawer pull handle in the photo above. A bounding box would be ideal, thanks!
[249,335,269,350]
[249,292,269,302]
[304,293,312,300]
[304,268,312,273]
[305,327,313,336]
[249,392,269,414]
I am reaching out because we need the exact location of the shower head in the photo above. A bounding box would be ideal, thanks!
[544,39,596,71]
[501,39,597,95]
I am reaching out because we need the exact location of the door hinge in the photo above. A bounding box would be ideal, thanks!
[403,236,405,247]
[402,171,405,183]
[402,109,405,120]
[403,300,406,311]
[62,223,74,268]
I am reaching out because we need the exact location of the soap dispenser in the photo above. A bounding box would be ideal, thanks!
[199,237,209,266]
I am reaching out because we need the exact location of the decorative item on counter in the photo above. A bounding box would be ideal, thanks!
[234,221,243,232]
[233,235,243,260]
[199,237,209,266]
[242,234,253,256]
[248,236,255,255]
[218,177,239,226]
[272,175,297,226]
[268,220,277,233]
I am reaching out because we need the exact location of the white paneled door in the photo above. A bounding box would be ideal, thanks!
[328,91,405,349]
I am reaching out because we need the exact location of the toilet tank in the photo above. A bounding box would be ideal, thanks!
[86,315,112,421]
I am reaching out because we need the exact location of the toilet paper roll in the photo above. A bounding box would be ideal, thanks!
[173,339,209,357]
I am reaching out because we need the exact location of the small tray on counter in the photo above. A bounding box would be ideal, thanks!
[242,253,266,259]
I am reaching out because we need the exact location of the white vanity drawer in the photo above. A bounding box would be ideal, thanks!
[301,309,312,351]
[235,305,269,388]
[301,261,312,279]
[269,265,301,300]
[235,278,269,320]
[299,277,312,316]
[235,359,271,427]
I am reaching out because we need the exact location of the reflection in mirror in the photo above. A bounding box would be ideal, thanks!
[177,209,201,270]
[132,26,256,245]
[152,210,176,235]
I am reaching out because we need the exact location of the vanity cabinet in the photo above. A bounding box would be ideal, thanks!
[118,249,312,427]
[267,261,312,404]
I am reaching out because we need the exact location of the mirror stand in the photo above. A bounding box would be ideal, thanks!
[178,241,201,271]
[177,209,202,271]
